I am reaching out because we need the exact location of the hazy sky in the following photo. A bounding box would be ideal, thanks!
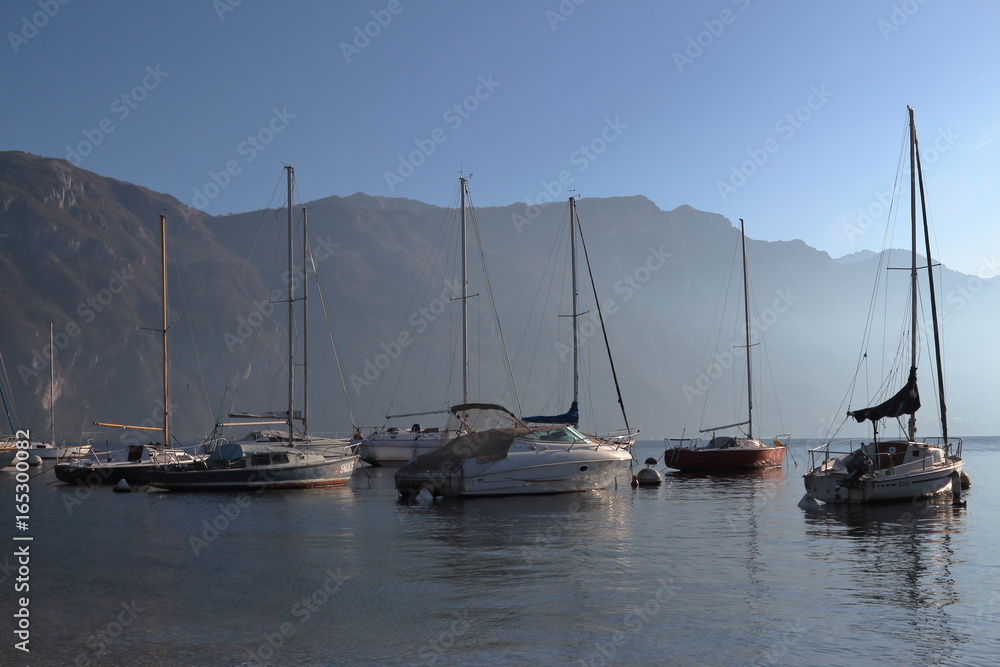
[4,0,999,275]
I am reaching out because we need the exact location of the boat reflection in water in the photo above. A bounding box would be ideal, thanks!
[801,497,968,664]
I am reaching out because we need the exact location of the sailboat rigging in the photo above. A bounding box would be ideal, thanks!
[803,106,966,505]
[148,166,359,490]
[663,219,787,471]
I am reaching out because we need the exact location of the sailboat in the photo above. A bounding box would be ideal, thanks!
[802,107,965,505]
[55,215,198,485]
[394,196,638,498]
[148,166,359,490]
[663,219,787,471]
[358,176,483,466]
[0,336,91,461]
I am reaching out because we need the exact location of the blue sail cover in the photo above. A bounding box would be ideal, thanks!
[523,401,579,426]
[848,367,920,424]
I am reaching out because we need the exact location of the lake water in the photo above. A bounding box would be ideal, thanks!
[3,438,999,666]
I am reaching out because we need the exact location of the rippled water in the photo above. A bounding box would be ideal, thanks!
[3,438,999,666]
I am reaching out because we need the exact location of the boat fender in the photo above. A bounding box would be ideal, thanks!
[28,455,42,467]
[797,493,819,509]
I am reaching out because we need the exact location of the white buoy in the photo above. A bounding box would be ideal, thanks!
[27,455,42,467]
[113,479,132,493]
[798,493,819,508]
[634,457,663,486]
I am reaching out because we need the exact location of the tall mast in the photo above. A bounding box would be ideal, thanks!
[907,108,918,442]
[460,176,469,404]
[49,321,55,444]
[302,206,309,438]
[286,165,295,446]
[570,196,579,406]
[160,214,169,446]
[740,219,753,439]
[911,107,948,442]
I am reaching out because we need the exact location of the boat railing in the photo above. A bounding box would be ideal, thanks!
[806,439,860,470]
[592,428,640,449]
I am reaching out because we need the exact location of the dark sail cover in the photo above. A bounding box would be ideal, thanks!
[523,401,579,426]
[848,368,920,423]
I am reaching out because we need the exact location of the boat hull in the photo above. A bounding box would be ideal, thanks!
[663,445,785,471]
[396,441,632,498]
[0,448,18,468]
[147,455,359,490]
[55,461,157,486]
[803,440,964,504]
[358,431,456,466]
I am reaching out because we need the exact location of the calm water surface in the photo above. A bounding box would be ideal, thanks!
[2,438,999,666]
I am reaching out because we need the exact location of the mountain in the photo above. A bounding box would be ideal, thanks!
[1,151,998,445]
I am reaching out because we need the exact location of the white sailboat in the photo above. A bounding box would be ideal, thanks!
[803,107,966,505]
[358,176,479,465]
[395,196,638,498]
[149,166,359,490]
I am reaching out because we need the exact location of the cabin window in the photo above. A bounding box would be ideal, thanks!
[251,453,271,466]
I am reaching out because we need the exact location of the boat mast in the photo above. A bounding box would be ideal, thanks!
[460,176,469,404]
[286,165,295,446]
[911,106,948,443]
[160,214,169,446]
[302,206,309,438]
[740,219,753,439]
[570,196,580,407]
[907,108,919,443]
[49,321,55,444]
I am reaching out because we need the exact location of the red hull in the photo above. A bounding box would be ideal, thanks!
[663,446,785,471]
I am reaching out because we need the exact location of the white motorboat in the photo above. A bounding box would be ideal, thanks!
[395,404,633,498]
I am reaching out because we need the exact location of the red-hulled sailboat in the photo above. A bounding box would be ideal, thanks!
[663,219,787,472]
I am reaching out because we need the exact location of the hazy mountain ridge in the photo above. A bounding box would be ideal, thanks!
[1,151,997,443]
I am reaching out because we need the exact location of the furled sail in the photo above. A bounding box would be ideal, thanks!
[523,401,579,426]
[848,368,920,423]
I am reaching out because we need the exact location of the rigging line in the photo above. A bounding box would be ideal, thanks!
[466,188,522,416]
[169,248,214,425]
[514,204,567,407]
[0,350,20,432]
[575,211,630,432]
[369,183,463,421]
[306,237,359,429]
[225,169,287,297]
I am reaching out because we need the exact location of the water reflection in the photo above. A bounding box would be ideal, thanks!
[803,498,968,664]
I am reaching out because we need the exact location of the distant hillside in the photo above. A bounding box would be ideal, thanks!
[2,151,998,445]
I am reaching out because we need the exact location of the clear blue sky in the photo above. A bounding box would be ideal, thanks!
[4,0,999,275]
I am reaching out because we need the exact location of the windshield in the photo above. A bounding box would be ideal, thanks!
[522,427,587,443]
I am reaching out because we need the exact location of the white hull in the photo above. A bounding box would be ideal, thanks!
[804,440,964,504]
[457,446,632,496]
[359,431,458,465]
[28,442,92,459]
